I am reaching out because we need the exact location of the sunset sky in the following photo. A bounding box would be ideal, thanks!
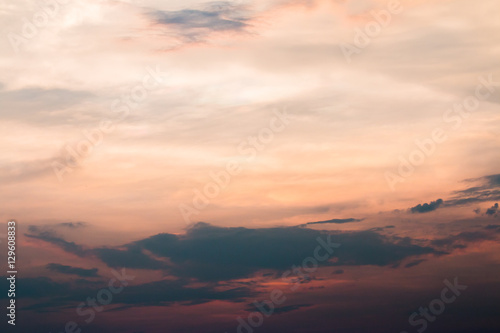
[0,0,499,332]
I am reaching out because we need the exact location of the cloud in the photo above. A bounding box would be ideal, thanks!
[404,259,426,268]
[57,222,87,229]
[25,230,88,257]
[246,303,313,314]
[486,203,499,216]
[93,245,166,270]
[111,223,442,281]
[0,87,93,124]
[476,174,500,187]
[111,279,256,307]
[147,3,250,44]
[26,222,445,282]
[447,174,500,206]
[430,231,496,249]
[46,263,99,277]
[410,199,443,213]
[301,218,363,226]
[0,156,67,184]
[484,225,500,231]
[0,276,72,300]
[151,9,247,31]
[8,276,256,312]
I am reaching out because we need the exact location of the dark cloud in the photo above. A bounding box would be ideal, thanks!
[410,199,443,213]
[474,174,500,187]
[26,222,446,282]
[486,203,499,216]
[332,269,344,274]
[25,231,88,257]
[301,218,363,226]
[0,276,72,300]
[114,223,442,281]
[404,259,426,268]
[93,245,166,270]
[430,231,495,249]
[446,192,500,206]
[446,174,500,206]
[369,225,396,232]
[246,303,313,314]
[484,225,500,231]
[46,263,99,277]
[8,276,256,312]
[111,279,256,308]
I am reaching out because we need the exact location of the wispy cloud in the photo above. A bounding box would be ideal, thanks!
[410,199,443,213]
[301,218,363,226]
[46,263,99,277]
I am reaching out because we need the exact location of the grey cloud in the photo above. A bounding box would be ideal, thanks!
[447,174,500,206]
[93,245,166,270]
[486,203,499,216]
[25,231,88,257]
[27,222,445,282]
[58,222,87,229]
[404,259,426,268]
[0,156,64,184]
[147,3,249,44]
[0,87,93,124]
[301,218,363,226]
[246,303,313,314]
[46,263,99,277]
[126,223,442,281]
[410,199,443,213]
[0,276,72,300]
[11,276,256,312]
[430,231,496,249]
[151,9,247,31]
[484,225,500,231]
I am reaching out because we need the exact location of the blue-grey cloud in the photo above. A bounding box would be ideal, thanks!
[29,223,490,283]
[446,174,500,206]
[25,231,88,257]
[151,9,247,31]
[57,222,87,229]
[110,223,442,281]
[246,303,312,315]
[410,199,443,213]
[404,259,426,268]
[301,218,363,226]
[430,231,495,249]
[5,276,256,313]
[147,2,249,45]
[486,203,499,216]
[46,263,99,277]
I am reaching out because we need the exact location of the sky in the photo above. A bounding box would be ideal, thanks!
[0,0,499,332]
